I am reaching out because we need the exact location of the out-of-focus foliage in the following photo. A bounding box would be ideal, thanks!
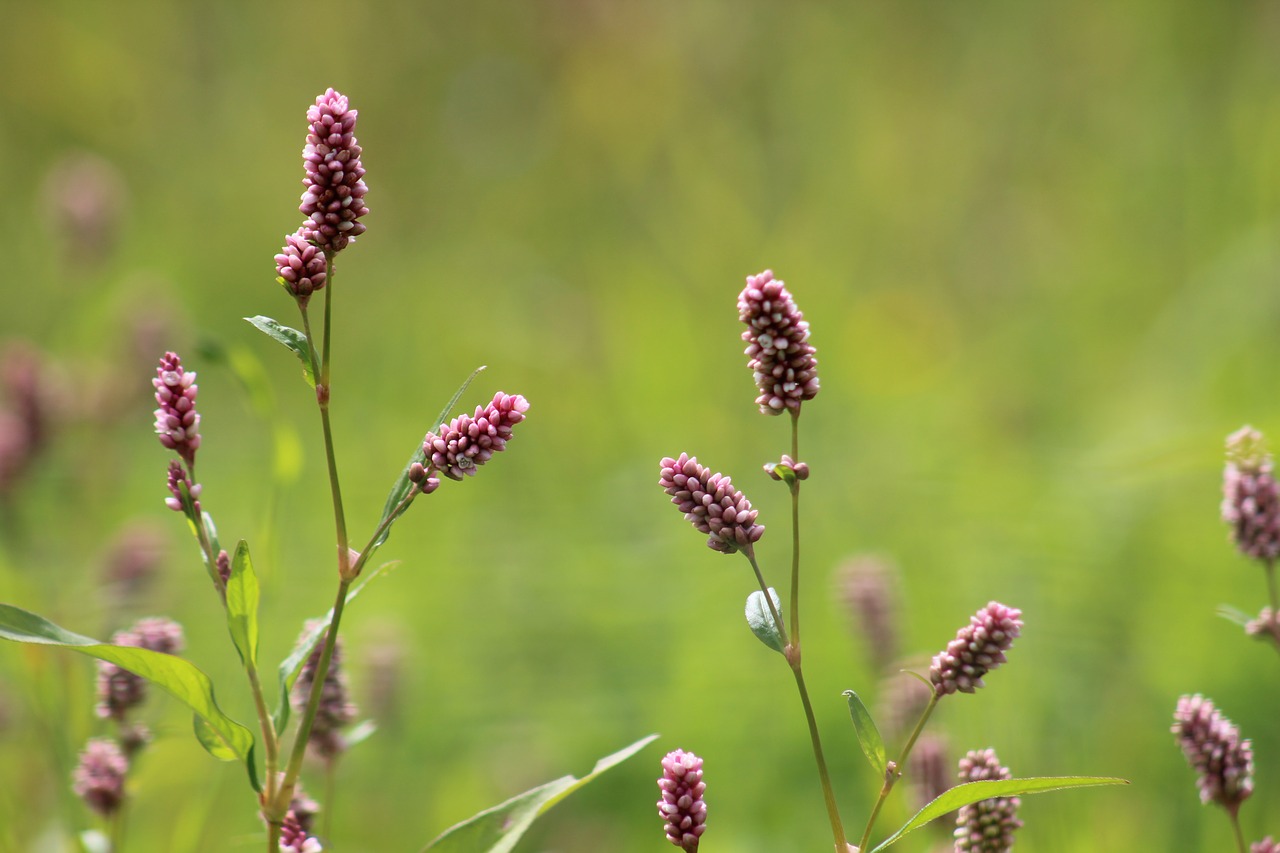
[3,1,1280,850]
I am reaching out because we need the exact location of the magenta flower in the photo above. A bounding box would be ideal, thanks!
[930,602,1022,696]
[420,392,530,485]
[1173,694,1253,815]
[165,459,201,514]
[153,352,200,470]
[954,748,1022,852]
[1223,426,1280,563]
[72,738,128,818]
[279,809,323,853]
[659,453,764,554]
[657,749,707,852]
[1253,838,1280,853]
[738,269,819,415]
[274,227,328,305]
[291,620,357,762]
[300,88,369,254]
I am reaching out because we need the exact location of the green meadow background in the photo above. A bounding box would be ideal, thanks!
[3,1,1280,850]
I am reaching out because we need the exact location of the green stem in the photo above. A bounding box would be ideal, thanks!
[857,691,939,852]
[1228,805,1247,853]
[275,577,354,816]
[788,410,801,648]
[1264,560,1280,654]
[323,758,338,841]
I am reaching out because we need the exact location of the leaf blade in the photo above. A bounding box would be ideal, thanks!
[225,540,260,668]
[843,689,886,776]
[244,316,315,388]
[422,734,658,853]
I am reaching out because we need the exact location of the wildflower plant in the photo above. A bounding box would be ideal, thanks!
[658,269,1126,852]
[0,88,652,852]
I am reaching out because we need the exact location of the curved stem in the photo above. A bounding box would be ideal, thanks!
[788,410,802,649]
[857,691,939,852]
[1264,560,1280,654]
[1228,806,1247,853]
[745,548,789,648]
[791,664,848,852]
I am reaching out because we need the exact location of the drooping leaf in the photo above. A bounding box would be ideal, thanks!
[745,588,785,653]
[422,734,658,853]
[843,689,886,776]
[272,561,400,735]
[870,776,1130,851]
[225,540,260,667]
[244,316,315,388]
[373,366,486,553]
[0,604,256,785]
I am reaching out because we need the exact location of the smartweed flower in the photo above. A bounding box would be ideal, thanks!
[930,602,1022,697]
[275,227,328,306]
[153,352,201,471]
[839,555,900,673]
[279,810,323,853]
[72,738,128,818]
[657,749,707,852]
[165,459,201,514]
[300,88,369,254]
[1253,838,1280,853]
[1222,426,1280,563]
[1172,694,1253,814]
[420,392,529,484]
[738,269,819,415]
[954,748,1021,852]
[291,620,357,761]
[659,453,764,554]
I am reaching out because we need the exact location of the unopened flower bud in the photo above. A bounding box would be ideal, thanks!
[954,748,1021,852]
[275,227,328,306]
[421,392,529,483]
[738,269,819,415]
[153,352,201,470]
[930,602,1021,697]
[72,738,128,818]
[660,454,764,554]
[300,88,369,254]
[1173,694,1253,814]
[1223,426,1280,563]
[657,749,707,852]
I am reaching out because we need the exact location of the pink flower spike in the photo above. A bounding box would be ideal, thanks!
[738,269,819,416]
[300,88,369,254]
[659,454,764,554]
[930,601,1022,697]
[153,352,201,470]
[420,392,530,485]
[657,749,706,852]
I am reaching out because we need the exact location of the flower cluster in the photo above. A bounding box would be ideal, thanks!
[737,269,819,416]
[657,749,707,852]
[415,392,530,486]
[96,617,185,723]
[153,352,200,471]
[930,602,1022,696]
[1254,838,1280,853]
[279,810,323,853]
[291,620,357,762]
[954,748,1022,852]
[299,88,369,254]
[274,228,329,306]
[1172,694,1253,813]
[1222,426,1280,563]
[659,454,764,554]
[72,738,129,818]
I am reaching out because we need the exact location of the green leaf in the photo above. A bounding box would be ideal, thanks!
[422,734,658,853]
[225,540,260,667]
[373,366,486,553]
[344,719,377,749]
[0,603,256,783]
[271,561,401,735]
[244,316,315,388]
[869,776,1130,852]
[843,690,886,776]
[745,588,784,653]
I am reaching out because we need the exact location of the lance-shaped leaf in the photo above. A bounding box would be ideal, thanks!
[245,316,315,388]
[422,734,658,853]
[745,588,785,653]
[843,690,886,776]
[372,366,486,555]
[225,540,260,667]
[870,776,1130,851]
[272,561,400,735]
[0,604,256,781]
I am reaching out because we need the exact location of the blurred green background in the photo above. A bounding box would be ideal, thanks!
[3,1,1280,850]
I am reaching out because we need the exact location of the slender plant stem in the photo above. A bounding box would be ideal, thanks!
[857,691,939,852]
[276,576,353,816]
[323,759,338,841]
[1264,560,1280,653]
[788,410,802,648]
[745,548,789,648]
[1228,807,1247,853]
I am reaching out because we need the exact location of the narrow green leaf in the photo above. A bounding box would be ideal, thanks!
[272,562,400,735]
[0,604,256,778]
[225,540,260,668]
[870,776,1129,852]
[373,366,486,552]
[745,588,785,653]
[843,690,886,776]
[244,316,315,388]
[344,719,377,749]
[422,734,658,853]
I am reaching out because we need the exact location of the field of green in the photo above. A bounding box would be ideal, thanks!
[4,2,1280,850]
